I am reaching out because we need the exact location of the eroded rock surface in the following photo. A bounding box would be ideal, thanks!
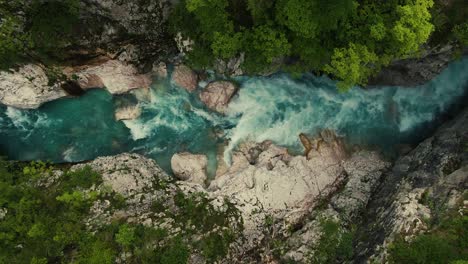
[369,45,459,86]
[0,64,68,109]
[199,81,238,113]
[356,107,468,262]
[171,64,198,91]
[72,153,170,197]
[71,60,152,94]
[171,152,208,186]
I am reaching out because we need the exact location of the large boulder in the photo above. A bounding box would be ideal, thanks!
[72,153,170,197]
[199,81,238,113]
[171,152,208,186]
[70,60,152,94]
[171,64,198,92]
[0,64,68,109]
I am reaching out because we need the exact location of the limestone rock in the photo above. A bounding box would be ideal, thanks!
[76,0,175,67]
[72,153,169,197]
[171,152,208,186]
[172,64,198,92]
[356,107,468,262]
[209,131,350,249]
[73,60,151,94]
[0,64,68,109]
[115,105,142,121]
[369,44,459,86]
[214,53,244,76]
[331,151,391,219]
[199,81,238,113]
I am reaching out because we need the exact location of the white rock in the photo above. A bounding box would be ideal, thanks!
[72,153,169,197]
[0,64,67,109]
[74,60,151,94]
[199,81,238,113]
[171,152,208,186]
[210,132,350,245]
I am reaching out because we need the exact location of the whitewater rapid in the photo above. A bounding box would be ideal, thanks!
[0,57,467,174]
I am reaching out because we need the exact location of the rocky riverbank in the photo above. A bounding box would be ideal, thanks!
[36,102,466,263]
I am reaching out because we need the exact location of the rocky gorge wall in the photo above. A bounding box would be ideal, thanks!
[1,1,467,262]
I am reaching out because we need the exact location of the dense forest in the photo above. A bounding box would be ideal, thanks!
[1,0,467,89]
[0,160,243,263]
[0,159,466,263]
[169,0,468,89]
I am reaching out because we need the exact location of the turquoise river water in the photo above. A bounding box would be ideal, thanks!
[1,58,467,175]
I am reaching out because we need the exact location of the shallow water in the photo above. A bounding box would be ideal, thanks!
[1,58,467,175]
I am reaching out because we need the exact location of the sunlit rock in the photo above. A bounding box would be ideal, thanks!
[171,64,198,92]
[0,64,67,109]
[199,81,238,113]
[171,152,208,186]
[72,60,151,94]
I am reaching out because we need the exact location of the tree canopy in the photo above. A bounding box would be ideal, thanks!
[170,0,443,90]
[0,0,79,69]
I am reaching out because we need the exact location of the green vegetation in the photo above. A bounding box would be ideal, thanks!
[388,195,468,264]
[0,0,79,69]
[0,159,243,263]
[308,218,355,263]
[170,0,467,90]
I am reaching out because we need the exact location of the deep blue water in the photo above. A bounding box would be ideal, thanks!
[1,58,467,174]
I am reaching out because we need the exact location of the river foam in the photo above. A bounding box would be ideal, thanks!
[221,57,468,163]
[0,58,467,173]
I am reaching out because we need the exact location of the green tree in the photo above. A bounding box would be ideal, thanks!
[211,31,243,59]
[0,0,80,69]
[324,43,379,91]
[276,0,356,38]
[243,25,291,73]
[391,0,434,57]
[453,23,468,46]
[115,224,136,248]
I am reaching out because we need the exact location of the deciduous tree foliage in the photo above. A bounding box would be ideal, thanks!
[0,0,79,69]
[171,0,439,90]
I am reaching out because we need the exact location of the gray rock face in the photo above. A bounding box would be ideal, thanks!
[355,107,468,262]
[199,81,238,113]
[209,131,391,260]
[331,151,391,220]
[171,152,208,186]
[171,64,198,91]
[369,45,458,86]
[76,0,175,68]
[72,153,170,197]
[214,53,244,76]
[0,64,68,109]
